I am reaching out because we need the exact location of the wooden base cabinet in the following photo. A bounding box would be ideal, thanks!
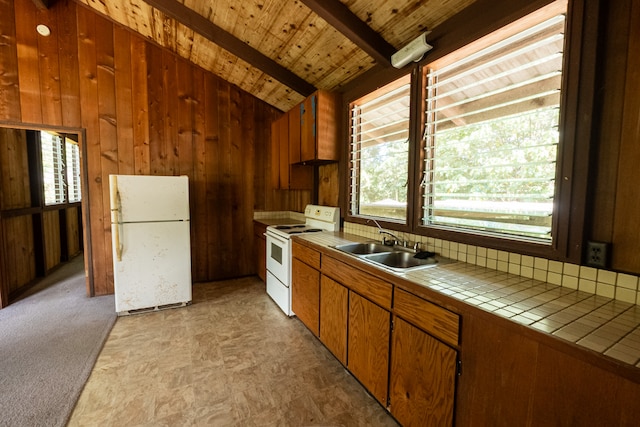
[389,317,457,427]
[348,292,390,405]
[291,258,320,335]
[319,274,348,364]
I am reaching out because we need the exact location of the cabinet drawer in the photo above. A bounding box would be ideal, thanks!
[292,240,321,269]
[394,288,459,347]
[322,256,392,309]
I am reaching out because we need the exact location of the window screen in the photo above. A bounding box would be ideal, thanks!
[422,11,566,241]
[349,75,411,221]
[41,131,67,205]
[40,131,82,205]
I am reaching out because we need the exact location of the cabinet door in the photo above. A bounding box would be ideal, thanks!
[300,94,316,162]
[289,102,302,164]
[348,292,390,405]
[390,317,457,427]
[278,113,289,189]
[319,274,348,364]
[291,258,320,336]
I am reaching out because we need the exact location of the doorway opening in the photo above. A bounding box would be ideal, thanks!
[0,124,92,309]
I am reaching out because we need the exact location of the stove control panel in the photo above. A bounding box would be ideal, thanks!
[304,205,340,231]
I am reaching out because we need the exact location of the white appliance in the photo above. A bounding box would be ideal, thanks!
[109,175,192,316]
[265,205,340,316]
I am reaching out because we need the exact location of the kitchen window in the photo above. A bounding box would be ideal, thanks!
[346,0,595,261]
[349,75,411,222]
[421,10,566,242]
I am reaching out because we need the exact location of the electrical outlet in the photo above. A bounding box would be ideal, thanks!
[586,241,609,268]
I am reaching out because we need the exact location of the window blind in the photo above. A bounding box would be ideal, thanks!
[422,14,566,241]
[350,76,411,220]
[41,132,67,205]
[66,140,81,203]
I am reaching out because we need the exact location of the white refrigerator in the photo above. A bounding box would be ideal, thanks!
[109,174,192,315]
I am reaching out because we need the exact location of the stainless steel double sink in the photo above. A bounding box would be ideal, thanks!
[332,242,450,273]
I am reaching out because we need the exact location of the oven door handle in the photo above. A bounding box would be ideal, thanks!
[265,232,288,244]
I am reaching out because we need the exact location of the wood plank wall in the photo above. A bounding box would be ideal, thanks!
[589,0,640,274]
[0,0,308,297]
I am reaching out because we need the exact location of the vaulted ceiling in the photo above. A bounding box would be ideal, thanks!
[64,0,476,111]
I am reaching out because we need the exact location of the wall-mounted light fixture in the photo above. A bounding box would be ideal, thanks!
[36,24,51,37]
[391,31,433,69]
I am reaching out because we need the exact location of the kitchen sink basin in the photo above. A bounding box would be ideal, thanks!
[333,242,395,255]
[332,241,453,273]
[364,251,439,270]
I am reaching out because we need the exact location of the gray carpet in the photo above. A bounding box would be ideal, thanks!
[0,256,116,427]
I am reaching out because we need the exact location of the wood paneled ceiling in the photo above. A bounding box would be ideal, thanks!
[70,0,476,111]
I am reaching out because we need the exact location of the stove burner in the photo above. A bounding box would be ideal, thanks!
[304,229,323,233]
[275,224,306,230]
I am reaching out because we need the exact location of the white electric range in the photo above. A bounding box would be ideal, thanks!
[265,205,340,316]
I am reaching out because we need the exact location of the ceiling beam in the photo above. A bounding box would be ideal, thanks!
[141,0,316,97]
[300,0,396,67]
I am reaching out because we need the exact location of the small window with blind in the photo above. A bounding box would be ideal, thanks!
[40,131,82,205]
[349,75,411,221]
[420,3,566,242]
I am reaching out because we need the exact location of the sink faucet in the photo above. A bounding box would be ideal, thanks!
[367,219,401,246]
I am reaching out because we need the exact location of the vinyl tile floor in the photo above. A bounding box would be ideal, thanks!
[68,277,399,426]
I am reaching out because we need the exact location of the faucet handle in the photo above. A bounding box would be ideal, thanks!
[413,241,421,252]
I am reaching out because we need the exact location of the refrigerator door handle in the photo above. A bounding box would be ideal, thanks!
[110,175,123,261]
[115,191,123,261]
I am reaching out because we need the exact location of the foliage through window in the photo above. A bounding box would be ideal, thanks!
[349,76,411,221]
[40,131,81,205]
[421,10,566,242]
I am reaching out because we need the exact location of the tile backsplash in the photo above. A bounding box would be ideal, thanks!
[343,221,640,305]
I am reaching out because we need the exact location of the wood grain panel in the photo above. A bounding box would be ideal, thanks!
[204,72,220,280]
[322,255,393,309]
[95,16,118,290]
[191,66,207,281]
[147,44,164,176]
[0,128,30,210]
[390,317,457,427]
[318,162,339,207]
[56,0,81,127]
[14,0,42,123]
[113,26,134,175]
[611,0,640,272]
[455,312,539,425]
[292,240,320,269]
[43,210,61,271]
[77,6,108,295]
[0,0,20,122]
[162,49,179,176]
[237,88,256,276]
[394,288,460,348]
[131,35,150,175]
[2,216,36,295]
[319,274,348,364]
[66,206,80,257]
[176,57,195,178]
[348,292,390,405]
[36,6,63,126]
[530,342,640,426]
[217,79,233,278]
[291,258,320,336]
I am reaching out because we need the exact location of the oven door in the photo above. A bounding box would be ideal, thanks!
[266,231,290,285]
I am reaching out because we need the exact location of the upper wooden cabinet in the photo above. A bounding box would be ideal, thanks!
[291,90,339,165]
[270,113,313,190]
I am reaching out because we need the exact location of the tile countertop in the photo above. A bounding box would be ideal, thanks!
[295,231,640,370]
